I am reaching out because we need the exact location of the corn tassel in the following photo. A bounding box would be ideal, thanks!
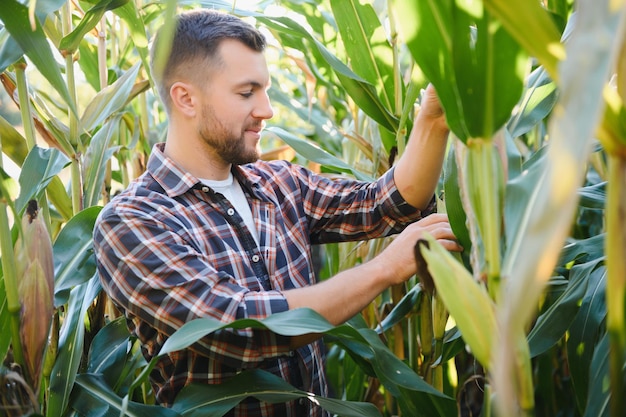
[14,200,54,391]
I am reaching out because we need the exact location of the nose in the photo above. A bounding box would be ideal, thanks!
[253,91,274,120]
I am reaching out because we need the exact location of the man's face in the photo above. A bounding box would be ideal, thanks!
[197,39,274,165]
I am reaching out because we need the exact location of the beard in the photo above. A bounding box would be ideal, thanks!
[198,104,260,165]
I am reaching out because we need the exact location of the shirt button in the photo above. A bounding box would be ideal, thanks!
[227,208,235,216]
[201,186,210,193]
[251,254,260,262]
[298,398,306,406]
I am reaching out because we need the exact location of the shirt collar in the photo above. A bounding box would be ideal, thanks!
[147,143,199,197]
[147,143,263,198]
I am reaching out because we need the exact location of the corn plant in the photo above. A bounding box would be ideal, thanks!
[1,0,624,416]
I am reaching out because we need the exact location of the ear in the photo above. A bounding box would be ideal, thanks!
[169,81,198,118]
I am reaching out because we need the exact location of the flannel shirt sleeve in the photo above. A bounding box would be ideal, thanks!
[293,165,436,243]
[93,202,292,369]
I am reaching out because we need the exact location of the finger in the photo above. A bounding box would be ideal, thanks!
[436,239,464,252]
[416,213,449,226]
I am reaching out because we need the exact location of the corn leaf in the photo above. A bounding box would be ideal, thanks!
[0,0,76,115]
[171,369,381,417]
[507,67,558,139]
[85,317,133,388]
[73,373,181,417]
[153,307,455,415]
[396,0,526,142]
[82,116,122,208]
[376,282,423,333]
[501,1,625,338]
[443,145,472,258]
[482,0,564,80]
[48,277,101,416]
[53,206,102,307]
[255,14,399,133]
[0,115,28,166]
[566,264,607,412]
[266,127,373,181]
[59,0,130,54]
[0,278,10,369]
[15,146,70,215]
[114,1,152,84]
[417,234,497,369]
[46,175,73,222]
[330,0,395,110]
[79,63,141,132]
[582,333,614,417]
[527,261,594,357]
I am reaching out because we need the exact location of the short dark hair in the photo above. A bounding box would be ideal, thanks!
[150,9,266,113]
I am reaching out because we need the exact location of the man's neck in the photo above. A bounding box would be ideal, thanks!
[163,139,232,181]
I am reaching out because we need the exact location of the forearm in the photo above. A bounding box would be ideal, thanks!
[284,259,390,326]
[393,86,450,210]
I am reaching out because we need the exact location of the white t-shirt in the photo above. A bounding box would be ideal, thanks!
[200,172,260,247]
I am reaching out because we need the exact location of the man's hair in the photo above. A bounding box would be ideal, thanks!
[150,9,266,113]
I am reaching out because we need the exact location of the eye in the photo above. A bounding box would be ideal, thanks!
[239,91,253,98]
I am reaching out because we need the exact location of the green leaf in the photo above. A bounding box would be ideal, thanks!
[558,234,605,266]
[48,277,102,416]
[356,328,456,416]
[0,278,10,367]
[567,264,608,413]
[76,40,100,92]
[376,282,422,333]
[265,127,373,181]
[156,307,455,415]
[452,9,526,139]
[500,0,624,336]
[0,0,76,115]
[0,27,23,72]
[53,206,102,307]
[59,0,130,54]
[330,0,395,110]
[335,72,399,133]
[114,1,152,83]
[507,67,558,139]
[86,317,132,388]
[0,0,66,71]
[578,182,606,209]
[159,308,334,356]
[256,14,399,133]
[528,260,595,357]
[443,145,472,258]
[417,234,497,368]
[80,63,141,132]
[171,369,381,417]
[395,0,461,138]
[482,0,564,80]
[0,167,19,202]
[72,373,181,417]
[0,115,28,166]
[15,146,71,214]
[582,333,618,417]
[503,148,547,259]
[46,175,73,222]
[396,0,526,142]
[82,116,122,208]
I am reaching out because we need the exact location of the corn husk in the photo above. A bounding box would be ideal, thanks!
[14,200,54,389]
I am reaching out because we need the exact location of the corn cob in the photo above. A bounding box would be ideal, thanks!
[14,200,54,390]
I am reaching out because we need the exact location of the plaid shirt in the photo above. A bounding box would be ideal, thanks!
[94,143,432,416]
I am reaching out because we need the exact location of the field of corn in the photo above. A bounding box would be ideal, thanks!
[1,0,625,416]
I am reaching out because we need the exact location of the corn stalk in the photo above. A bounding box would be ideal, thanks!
[597,35,626,417]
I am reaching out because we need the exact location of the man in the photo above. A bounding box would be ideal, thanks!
[93,8,461,417]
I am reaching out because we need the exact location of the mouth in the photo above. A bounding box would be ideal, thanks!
[247,123,264,133]
[245,123,264,138]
